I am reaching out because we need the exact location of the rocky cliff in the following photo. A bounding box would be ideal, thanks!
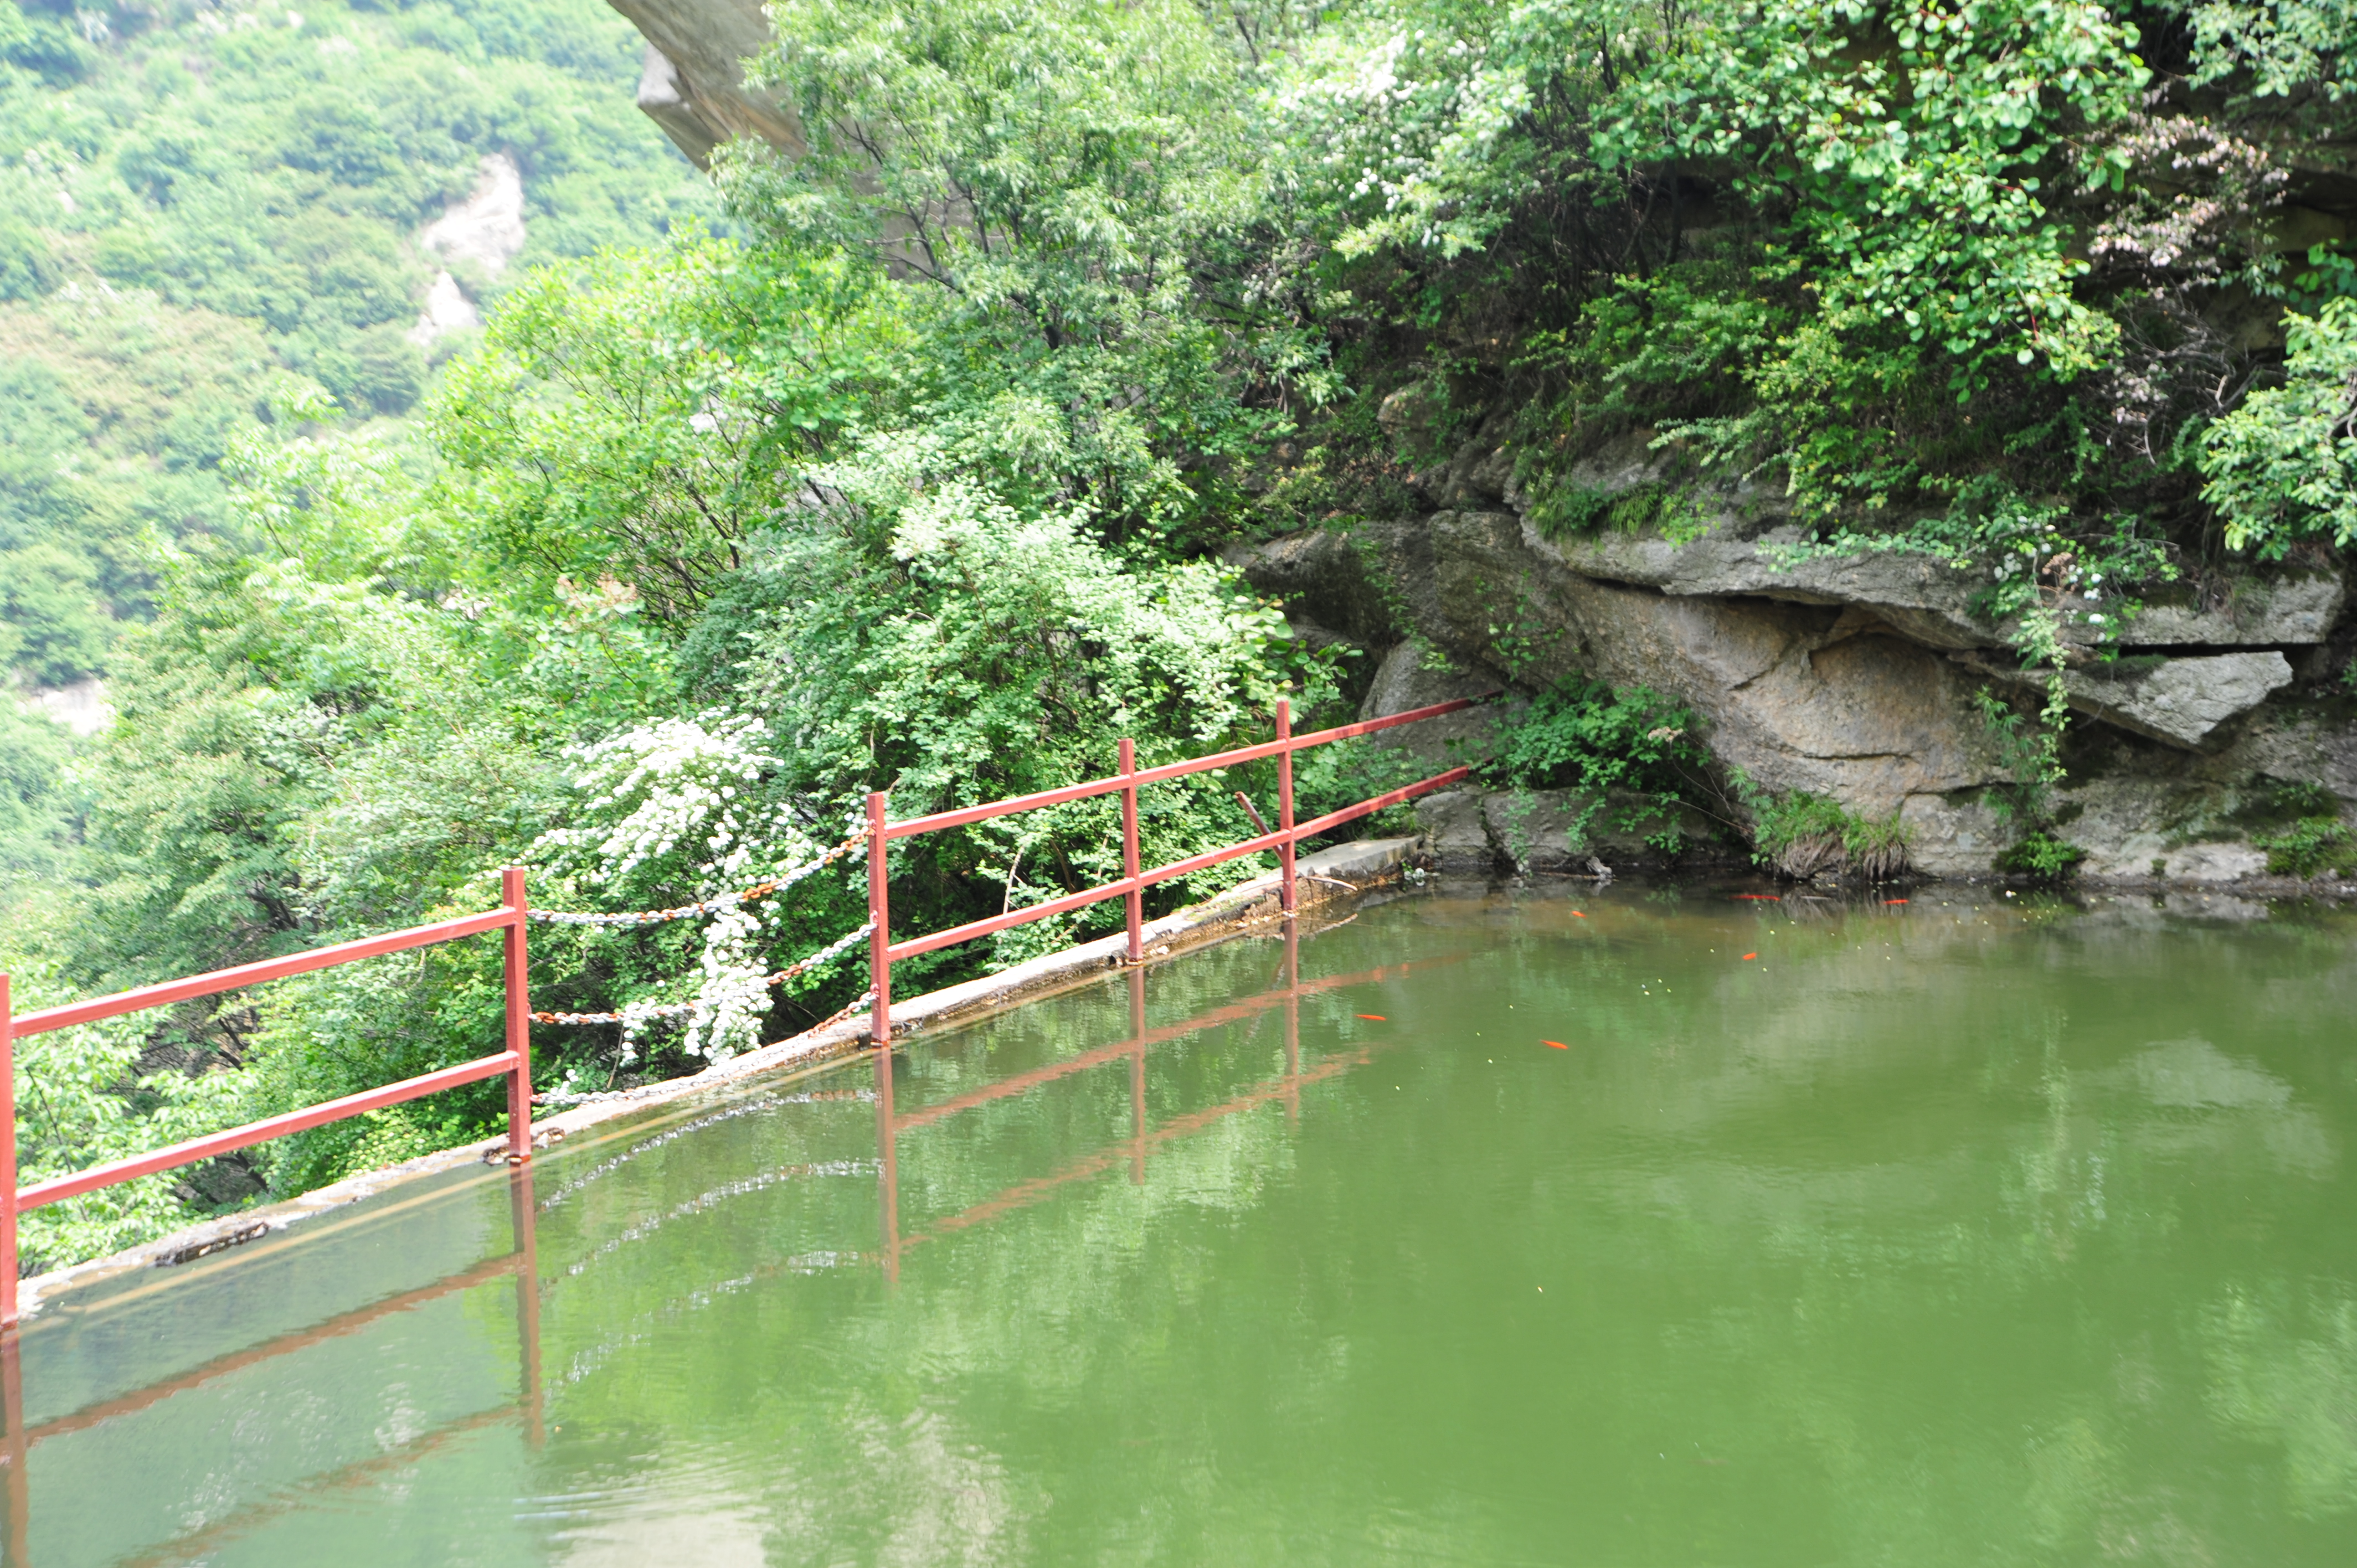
[1227,427,2357,886]
[604,0,802,168]
[594,2,2355,889]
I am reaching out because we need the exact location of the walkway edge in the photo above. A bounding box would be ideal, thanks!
[16,838,1419,1318]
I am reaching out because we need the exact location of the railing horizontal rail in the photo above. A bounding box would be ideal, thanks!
[863,691,1499,1043]
[883,695,1491,839]
[1,868,538,1322]
[883,764,1469,963]
[12,907,517,1038]
[19,1051,522,1211]
[1143,764,1473,886]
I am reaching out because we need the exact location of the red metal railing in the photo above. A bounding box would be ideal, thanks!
[864,694,1488,1042]
[0,867,537,1324]
[0,691,1485,1332]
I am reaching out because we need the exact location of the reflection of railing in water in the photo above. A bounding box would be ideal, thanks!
[874,921,1454,1284]
[0,1167,544,1567]
[115,1404,522,1568]
[0,685,1488,1554]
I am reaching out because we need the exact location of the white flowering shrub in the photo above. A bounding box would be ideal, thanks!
[537,710,849,1062]
[541,710,784,884]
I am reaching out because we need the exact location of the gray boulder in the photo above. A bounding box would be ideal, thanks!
[1401,510,2014,817]
[1964,651,2296,752]
[1356,642,1516,770]
[1531,515,2346,652]
[2053,776,2277,880]
[2123,574,2345,647]
[2064,652,2296,750]
[1530,516,2000,651]
[1896,792,2015,879]
[1413,791,1496,872]
[1223,531,1401,647]
[1479,789,1733,873]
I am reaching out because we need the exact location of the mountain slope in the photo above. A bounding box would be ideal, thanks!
[0,0,722,687]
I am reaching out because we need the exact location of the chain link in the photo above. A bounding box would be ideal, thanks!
[524,829,868,930]
[529,922,874,1026]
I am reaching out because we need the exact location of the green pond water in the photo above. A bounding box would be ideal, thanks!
[12,880,2357,1566]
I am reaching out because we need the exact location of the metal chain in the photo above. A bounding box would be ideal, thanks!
[530,989,879,1106]
[797,987,878,1041]
[524,829,868,929]
[529,922,874,1025]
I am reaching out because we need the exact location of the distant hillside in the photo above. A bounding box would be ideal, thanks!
[0,0,721,688]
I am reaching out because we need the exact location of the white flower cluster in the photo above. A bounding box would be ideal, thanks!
[681,904,772,1061]
[1277,20,1514,252]
[543,710,783,883]
[536,710,855,1064]
[545,921,874,1065]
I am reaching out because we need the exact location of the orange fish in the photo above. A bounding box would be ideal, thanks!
[1356,1013,1387,1021]
[1883,898,1908,905]
[1572,910,1586,917]
[1543,1040,1569,1050]
[1742,952,1757,961]
[1735,894,1781,901]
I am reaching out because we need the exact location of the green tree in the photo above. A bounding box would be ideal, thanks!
[738,0,1334,548]
[2199,295,2357,554]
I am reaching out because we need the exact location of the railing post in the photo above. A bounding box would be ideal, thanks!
[2,972,16,1326]
[1120,738,1143,964]
[2,1314,22,1567]
[508,1164,543,1448]
[502,868,532,1165]
[868,792,891,1047]
[1276,699,1296,916]
[874,1038,899,1287]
